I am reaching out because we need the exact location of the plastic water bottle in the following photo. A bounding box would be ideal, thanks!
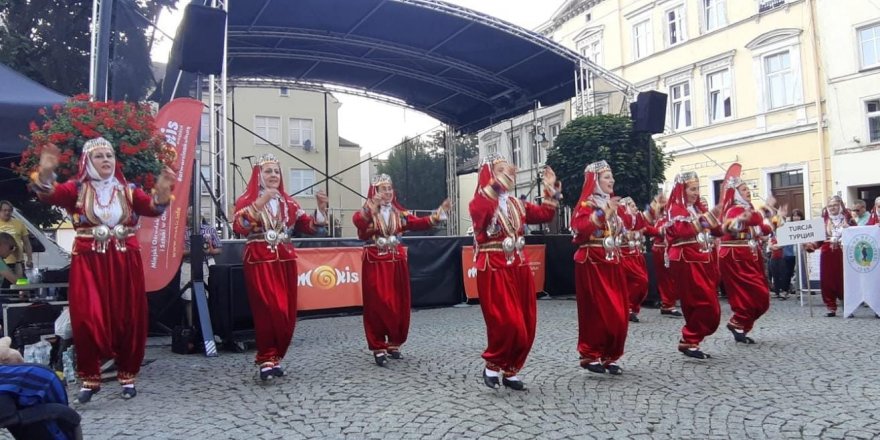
[62,347,77,384]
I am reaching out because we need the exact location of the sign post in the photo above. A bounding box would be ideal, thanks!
[775,219,825,314]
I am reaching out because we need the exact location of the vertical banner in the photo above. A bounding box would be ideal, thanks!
[137,98,203,292]
[842,226,880,317]
[294,248,364,310]
[462,245,546,299]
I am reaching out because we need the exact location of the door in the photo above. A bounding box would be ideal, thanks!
[769,169,805,216]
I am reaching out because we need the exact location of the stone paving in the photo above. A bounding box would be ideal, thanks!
[33,296,880,439]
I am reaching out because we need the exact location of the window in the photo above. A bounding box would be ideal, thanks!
[759,0,785,13]
[279,87,289,97]
[867,99,880,143]
[859,23,880,69]
[511,136,522,167]
[579,39,602,66]
[703,0,726,32]
[485,142,498,155]
[770,169,803,188]
[669,82,693,131]
[549,124,561,148]
[707,69,732,122]
[632,20,652,60]
[254,116,280,145]
[289,118,314,148]
[531,131,545,165]
[666,6,686,46]
[199,112,210,144]
[288,169,316,196]
[764,51,795,109]
[200,165,211,195]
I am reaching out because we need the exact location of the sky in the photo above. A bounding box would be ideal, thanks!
[150,0,565,157]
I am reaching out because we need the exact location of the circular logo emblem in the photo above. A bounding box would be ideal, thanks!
[846,234,880,274]
[310,265,337,290]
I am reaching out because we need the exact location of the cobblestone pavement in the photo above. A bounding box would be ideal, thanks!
[46,297,880,439]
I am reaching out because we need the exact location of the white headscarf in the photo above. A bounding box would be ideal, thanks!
[85,147,124,227]
[258,173,280,216]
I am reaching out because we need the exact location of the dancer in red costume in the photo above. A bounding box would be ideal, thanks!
[233,153,319,381]
[645,193,682,317]
[353,174,449,366]
[571,160,630,375]
[664,172,722,359]
[868,196,880,225]
[805,196,855,317]
[470,154,560,390]
[31,138,174,403]
[718,177,775,344]
[619,197,651,323]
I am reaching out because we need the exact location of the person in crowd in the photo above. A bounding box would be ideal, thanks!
[645,193,682,317]
[869,196,880,225]
[352,174,449,366]
[851,199,870,226]
[805,196,855,317]
[0,233,22,285]
[718,177,775,344]
[311,189,331,237]
[769,209,802,298]
[664,172,722,359]
[570,160,629,375]
[180,208,223,323]
[0,200,33,289]
[469,154,560,390]
[31,138,174,403]
[232,153,320,381]
[619,197,651,323]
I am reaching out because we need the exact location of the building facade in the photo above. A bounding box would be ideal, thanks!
[538,0,828,216]
[204,85,363,237]
[815,0,880,210]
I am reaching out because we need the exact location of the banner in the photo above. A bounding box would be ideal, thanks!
[294,247,363,310]
[462,245,546,300]
[842,226,880,317]
[137,98,203,292]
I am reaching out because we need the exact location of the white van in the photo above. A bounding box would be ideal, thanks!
[12,211,70,271]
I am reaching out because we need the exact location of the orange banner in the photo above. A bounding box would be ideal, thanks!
[138,98,203,292]
[462,245,546,300]
[295,247,364,310]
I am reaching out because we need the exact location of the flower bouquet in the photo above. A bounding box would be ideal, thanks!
[16,94,176,190]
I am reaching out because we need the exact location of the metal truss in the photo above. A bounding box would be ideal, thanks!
[209,0,230,237]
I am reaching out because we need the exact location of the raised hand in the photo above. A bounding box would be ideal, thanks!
[438,198,451,213]
[255,188,280,210]
[38,143,61,180]
[542,166,557,188]
[154,167,176,204]
[607,196,620,214]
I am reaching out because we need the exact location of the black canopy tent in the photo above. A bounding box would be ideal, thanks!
[0,63,67,156]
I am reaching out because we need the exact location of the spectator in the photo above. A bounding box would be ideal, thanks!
[851,199,870,225]
[311,190,330,237]
[0,201,33,288]
[769,209,802,298]
[0,233,21,285]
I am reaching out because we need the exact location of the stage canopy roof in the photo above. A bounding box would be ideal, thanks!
[226,0,623,133]
[0,63,67,155]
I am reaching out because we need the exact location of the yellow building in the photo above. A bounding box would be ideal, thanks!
[539,0,827,215]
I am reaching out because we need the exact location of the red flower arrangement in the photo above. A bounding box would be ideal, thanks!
[16,94,176,190]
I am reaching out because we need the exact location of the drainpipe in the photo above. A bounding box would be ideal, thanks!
[807,0,828,208]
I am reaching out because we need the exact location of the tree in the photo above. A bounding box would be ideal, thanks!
[377,136,446,211]
[545,114,670,209]
[428,130,478,167]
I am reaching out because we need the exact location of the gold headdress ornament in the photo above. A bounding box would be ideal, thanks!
[257,153,280,167]
[675,171,699,184]
[725,176,744,189]
[827,195,843,205]
[371,173,392,186]
[585,160,611,174]
[480,153,507,167]
[82,137,113,155]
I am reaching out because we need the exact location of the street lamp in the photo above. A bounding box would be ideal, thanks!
[532,123,551,233]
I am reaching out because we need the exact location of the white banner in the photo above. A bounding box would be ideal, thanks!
[842,226,880,317]
[776,218,825,246]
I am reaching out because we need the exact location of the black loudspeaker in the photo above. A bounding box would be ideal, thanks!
[170,4,227,75]
[631,90,668,134]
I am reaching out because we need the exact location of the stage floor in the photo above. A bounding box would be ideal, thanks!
[67,296,879,439]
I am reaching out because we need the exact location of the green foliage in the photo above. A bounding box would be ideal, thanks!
[545,114,670,208]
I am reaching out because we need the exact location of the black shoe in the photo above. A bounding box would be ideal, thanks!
[629,312,640,323]
[76,388,99,404]
[825,311,836,317]
[727,324,753,344]
[388,349,402,360]
[661,309,683,317]
[501,377,525,391]
[259,368,274,381]
[605,363,623,375]
[121,386,137,399]
[373,352,387,367]
[680,347,711,359]
[482,369,500,389]
[847,314,855,319]
[580,360,606,374]
[272,366,285,377]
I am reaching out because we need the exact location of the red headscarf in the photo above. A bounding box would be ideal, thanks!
[234,153,290,213]
[575,160,613,209]
[821,195,851,222]
[475,153,508,197]
[667,171,707,220]
[720,176,754,218]
[367,173,407,212]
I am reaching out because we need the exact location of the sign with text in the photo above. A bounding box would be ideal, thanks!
[775,218,825,246]
[842,226,880,317]
[461,245,546,300]
[294,247,363,311]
